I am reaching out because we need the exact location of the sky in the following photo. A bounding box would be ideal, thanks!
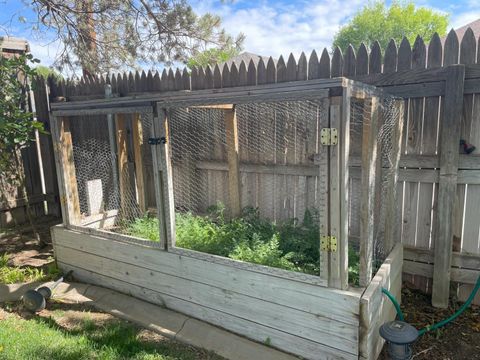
[1,0,479,73]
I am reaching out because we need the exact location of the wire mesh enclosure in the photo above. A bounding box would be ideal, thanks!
[63,112,157,240]
[51,79,403,290]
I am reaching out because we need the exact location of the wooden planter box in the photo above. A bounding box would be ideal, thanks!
[50,77,404,359]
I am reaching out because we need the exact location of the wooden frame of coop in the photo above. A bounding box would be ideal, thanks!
[50,77,404,360]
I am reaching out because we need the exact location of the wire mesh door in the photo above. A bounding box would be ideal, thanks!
[160,98,331,280]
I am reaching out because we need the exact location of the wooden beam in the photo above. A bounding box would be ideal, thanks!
[132,113,146,212]
[224,108,242,217]
[115,114,129,216]
[157,107,176,249]
[359,97,380,287]
[50,116,80,225]
[432,64,466,308]
[191,104,234,110]
[329,100,347,289]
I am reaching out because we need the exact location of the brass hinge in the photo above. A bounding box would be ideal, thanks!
[320,235,337,252]
[320,128,338,146]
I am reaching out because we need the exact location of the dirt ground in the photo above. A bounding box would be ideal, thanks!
[2,218,480,360]
[0,216,60,269]
[380,287,480,359]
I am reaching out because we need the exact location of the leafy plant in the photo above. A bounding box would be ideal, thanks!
[0,53,46,245]
[123,204,362,284]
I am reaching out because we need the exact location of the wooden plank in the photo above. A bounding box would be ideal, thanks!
[156,108,176,249]
[359,97,379,287]
[404,260,479,285]
[52,226,359,321]
[308,50,319,80]
[331,47,343,77]
[369,42,381,74]
[384,40,398,73]
[329,101,346,289]
[276,56,286,82]
[224,108,241,217]
[57,262,357,360]
[132,113,146,212]
[343,45,356,76]
[339,87,351,289]
[55,245,359,355]
[404,245,480,270]
[360,243,403,360]
[356,43,368,76]
[115,114,130,217]
[318,96,330,283]
[297,52,307,81]
[432,65,465,308]
[50,116,80,225]
[319,48,331,78]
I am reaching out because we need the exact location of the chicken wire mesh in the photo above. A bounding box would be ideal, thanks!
[349,95,402,275]
[167,99,329,277]
[68,112,155,239]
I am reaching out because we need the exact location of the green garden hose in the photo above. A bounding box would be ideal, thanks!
[382,273,480,336]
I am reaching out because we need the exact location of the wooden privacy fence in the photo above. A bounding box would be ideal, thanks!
[42,28,480,307]
[0,38,59,227]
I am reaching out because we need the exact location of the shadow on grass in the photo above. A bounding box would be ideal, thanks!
[18,307,219,360]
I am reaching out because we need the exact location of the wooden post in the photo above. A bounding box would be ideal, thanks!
[132,113,146,212]
[432,65,465,308]
[329,98,346,289]
[338,87,352,290]
[359,97,380,287]
[384,99,405,253]
[115,114,129,214]
[318,99,330,284]
[153,105,176,249]
[224,108,242,217]
[50,115,80,226]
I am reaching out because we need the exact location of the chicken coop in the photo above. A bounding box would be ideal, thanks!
[50,76,404,360]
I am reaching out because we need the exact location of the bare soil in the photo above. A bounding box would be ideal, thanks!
[380,286,480,359]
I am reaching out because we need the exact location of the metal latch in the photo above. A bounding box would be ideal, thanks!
[320,128,338,146]
[320,236,337,252]
[148,137,167,145]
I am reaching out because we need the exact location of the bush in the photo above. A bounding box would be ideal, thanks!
[124,204,361,283]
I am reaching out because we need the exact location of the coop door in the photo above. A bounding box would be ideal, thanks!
[154,97,334,282]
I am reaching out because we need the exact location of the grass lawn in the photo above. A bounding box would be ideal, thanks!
[0,303,223,360]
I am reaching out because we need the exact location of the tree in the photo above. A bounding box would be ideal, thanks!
[28,0,244,75]
[0,53,46,245]
[34,65,63,80]
[333,1,448,53]
[187,40,242,69]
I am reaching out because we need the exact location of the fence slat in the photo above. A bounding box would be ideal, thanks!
[444,29,460,66]
[397,37,412,71]
[197,67,206,90]
[266,57,276,84]
[308,50,319,80]
[213,64,222,89]
[343,45,356,76]
[277,56,287,82]
[222,64,231,88]
[160,69,168,92]
[231,63,240,87]
[369,41,382,74]
[174,69,183,91]
[331,47,343,77]
[247,60,257,86]
[286,53,297,81]
[384,40,398,73]
[182,68,190,90]
[356,43,368,75]
[432,65,465,308]
[167,69,176,91]
[204,66,213,90]
[319,49,331,78]
[297,52,307,81]
[238,61,248,86]
[257,58,267,85]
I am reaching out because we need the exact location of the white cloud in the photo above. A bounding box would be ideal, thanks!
[193,0,365,60]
